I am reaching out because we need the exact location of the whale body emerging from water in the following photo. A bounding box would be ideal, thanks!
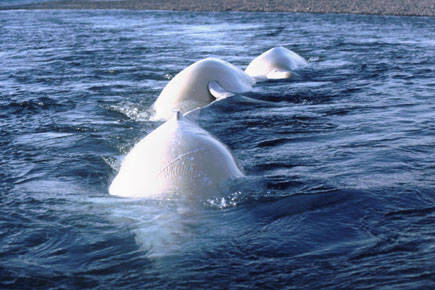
[109,112,243,198]
[152,58,255,120]
[245,47,308,81]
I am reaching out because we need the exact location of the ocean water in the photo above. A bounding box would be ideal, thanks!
[1,10,434,288]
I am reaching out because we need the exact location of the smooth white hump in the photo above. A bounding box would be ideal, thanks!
[245,47,307,80]
[152,58,255,121]
[109,112,244,198]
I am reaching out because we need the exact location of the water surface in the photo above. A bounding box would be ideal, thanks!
[1,10,434,288]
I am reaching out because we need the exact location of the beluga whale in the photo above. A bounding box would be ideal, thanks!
[109,112,244,198]
[151,58,255,120]
[245,46,307,81]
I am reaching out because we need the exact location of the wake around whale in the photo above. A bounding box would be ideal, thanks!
[245,47,308,81]
[151,58,255,120]
[109,112,244,198]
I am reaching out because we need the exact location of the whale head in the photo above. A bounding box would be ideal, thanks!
[109,112,244,198]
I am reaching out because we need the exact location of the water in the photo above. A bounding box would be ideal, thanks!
[1,10,434,288]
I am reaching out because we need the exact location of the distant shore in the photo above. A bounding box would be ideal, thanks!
[2,0,434,17]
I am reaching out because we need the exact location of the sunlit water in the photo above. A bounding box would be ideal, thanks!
[1,10,434,288]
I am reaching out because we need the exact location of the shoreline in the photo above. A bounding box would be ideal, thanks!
[1,0,434,17]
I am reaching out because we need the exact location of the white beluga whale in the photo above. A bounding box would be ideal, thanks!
[245,46,308,81]
[152,57,255,120]
[109,112,244,198]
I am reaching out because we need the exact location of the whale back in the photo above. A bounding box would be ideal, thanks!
[152,58,254,120]
[109,113,243,198]
[245,47,307,80]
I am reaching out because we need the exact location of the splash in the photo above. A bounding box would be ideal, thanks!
[108,102,152,122]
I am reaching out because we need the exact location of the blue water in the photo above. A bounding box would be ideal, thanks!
[1,10,434,288]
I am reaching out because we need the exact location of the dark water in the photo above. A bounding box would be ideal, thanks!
[1,10,434,288]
